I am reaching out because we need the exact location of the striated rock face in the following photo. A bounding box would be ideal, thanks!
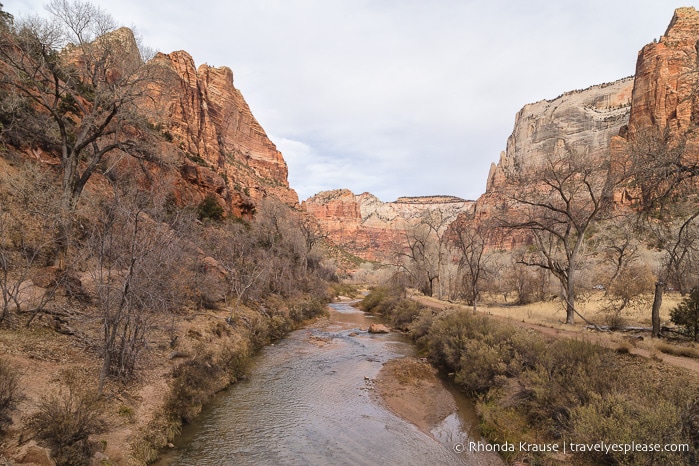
[303,190,474,261]
[147,49,298,211]
[474,7,699,244]
[607,5,699,185]
[626,7,699,139]
[305,8,699,260]
[485,77,634,194]
[606,7,699,206]
[57,28,298,215]
[474,77,634,232]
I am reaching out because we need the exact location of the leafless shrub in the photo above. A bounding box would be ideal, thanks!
[0,358,21,435]
[88,188,186,392]
[26,379,105,466]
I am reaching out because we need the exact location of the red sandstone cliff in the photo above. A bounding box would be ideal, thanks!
[5,27,298,218]
[303,190,474,261]
[149,50,299,211]
[610,6,699,188]
[626,7,699,140]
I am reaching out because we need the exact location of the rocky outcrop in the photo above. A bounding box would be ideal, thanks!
[303,190,474,261]
[485,77,634,194]
[626,7,699,140]
[306,9,699,260]
[605,7,699,207]
[368,323,390,334]
[9,27,298,217]
[606,6,699,198]
[472,77,635,231]
[149,50,298,209]
[472,7,699,244]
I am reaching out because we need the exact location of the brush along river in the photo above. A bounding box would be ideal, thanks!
[156,302,503,465]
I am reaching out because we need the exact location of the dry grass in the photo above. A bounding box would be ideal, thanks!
[656,342,699,359]
[475,290,684,330]
[383,357,434,385]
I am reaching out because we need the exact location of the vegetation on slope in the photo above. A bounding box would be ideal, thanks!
[361,286,699,465]
[0,2,336,464]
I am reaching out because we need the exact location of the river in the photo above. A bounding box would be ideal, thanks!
[156,302,503,465]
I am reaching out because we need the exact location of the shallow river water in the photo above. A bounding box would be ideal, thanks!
[156,303,502,465]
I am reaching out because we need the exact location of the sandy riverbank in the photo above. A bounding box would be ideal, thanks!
[373,357,505,466]
[373,357,456,434]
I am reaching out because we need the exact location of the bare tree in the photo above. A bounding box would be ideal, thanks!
[506,148,614,324]
[400,224,437,297]
[594,217,654,321]
[89,188,182,393]
[398,209,452,298]
[448,216,494,312]
[503,259,550,305]
[201,224,269,320]
[662,212,699,295]
[296,214,327,272]
[621,127,699,336]
[0,1,170,265]
[0,162,63,324]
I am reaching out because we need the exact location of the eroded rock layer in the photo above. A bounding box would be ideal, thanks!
[303,190,474,261]
[148,49,299,212]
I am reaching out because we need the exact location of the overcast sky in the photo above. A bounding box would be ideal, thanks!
[3,0,686,202]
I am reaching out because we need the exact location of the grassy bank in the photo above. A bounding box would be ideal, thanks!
[360,286,699,465]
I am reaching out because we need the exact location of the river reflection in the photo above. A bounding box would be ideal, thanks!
[156,302,502,465]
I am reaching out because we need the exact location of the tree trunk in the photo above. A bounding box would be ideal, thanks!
[565,275,575,325]
[651,281,664,338]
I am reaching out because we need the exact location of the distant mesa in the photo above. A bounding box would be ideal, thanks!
[394,195,470,204]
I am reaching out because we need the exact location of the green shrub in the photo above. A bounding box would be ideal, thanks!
[359,286,404,315]
[289,297,328,323]
[386,299,422,331]
[519,339,618,434]
[166,352,226,423]
[671,288,699,341]
[408,308,436,342]
[571,393,689,465]
[385,301,699,464]
[197,194,224,221]
[328,282,359,299]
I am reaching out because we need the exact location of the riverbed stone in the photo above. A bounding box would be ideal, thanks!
[368,323,390,334]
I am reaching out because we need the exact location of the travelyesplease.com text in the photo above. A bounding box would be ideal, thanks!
[454,441,690,455]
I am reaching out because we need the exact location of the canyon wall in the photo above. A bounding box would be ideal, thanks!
[148,50,299,213]
[303,190,474,261]
[304,77,635,260]
[483,77,633,195]
[303,7,699,264]
[611,6,699,169]
[626,7,699,139]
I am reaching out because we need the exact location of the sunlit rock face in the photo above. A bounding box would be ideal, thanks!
[147,49,299,214]
[303,190,474,261]
[606,7,699,206]
[626,7,699,139]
